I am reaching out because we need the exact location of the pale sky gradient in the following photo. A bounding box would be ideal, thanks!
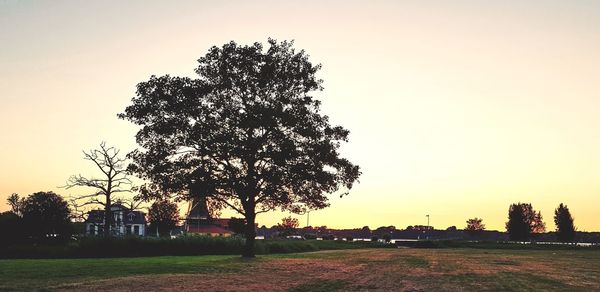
[1,0,600,231]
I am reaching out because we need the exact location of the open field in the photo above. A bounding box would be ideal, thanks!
[1,248,599,291]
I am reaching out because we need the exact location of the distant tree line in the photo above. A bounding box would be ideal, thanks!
[1,192,73,246]
[505,202,576,243]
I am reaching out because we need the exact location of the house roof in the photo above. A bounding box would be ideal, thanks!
[123,211,146,224]
[84,208,146,224]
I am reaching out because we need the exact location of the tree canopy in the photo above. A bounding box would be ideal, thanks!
[465,217,485,236]
[276,216,300,237]
[119,39,361,257]
[21,191,72,240]
[147,200,180,237]
[506,203,545,241]
[0,211,24,246]
[6,193,24,217]
[554,203,576,242]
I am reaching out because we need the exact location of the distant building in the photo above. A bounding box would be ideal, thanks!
[184,197,233,237]
[84,204,146,236]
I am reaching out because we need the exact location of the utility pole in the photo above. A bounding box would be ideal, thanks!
[306,211,310,227]
[426,214,430,228]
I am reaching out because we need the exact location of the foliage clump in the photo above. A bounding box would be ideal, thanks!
[554,203,576,243]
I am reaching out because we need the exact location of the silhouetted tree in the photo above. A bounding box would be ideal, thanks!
[446,226,457,231]
[6,193,24,217]
[382,233,392,243]
[506,203,545,241]
[65,142,137,238]
[411,225,433,231]
[554,203,576,242]
[531,211,546,234]
[506,203,530,241]
[322,234,335,240]
[376,226,396,233]
[119,39,361,257]
[71,221,86,236]
[304,233,317,239]
[276,216,299,237]
[147,200,180,237]
[465,218,485,236]
[21,191,72,241]
[227,218,246,235]
[0,211,24,246]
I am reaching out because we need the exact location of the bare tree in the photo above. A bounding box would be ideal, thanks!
[6,193,24,216]
[67,197,87,222]
[64,142,136,238]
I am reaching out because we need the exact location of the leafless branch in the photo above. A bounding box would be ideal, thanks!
[63,142,138,237]
[212,191,245,216]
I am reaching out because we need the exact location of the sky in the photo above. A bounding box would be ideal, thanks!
[1,0,600,231]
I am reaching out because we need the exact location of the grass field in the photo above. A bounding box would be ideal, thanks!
[1,248,599,291]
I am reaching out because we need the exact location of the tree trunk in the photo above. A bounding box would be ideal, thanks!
[242,212,256,258]
[104,196,111,238]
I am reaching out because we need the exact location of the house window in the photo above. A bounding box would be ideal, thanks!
[126,225,132,235]
[134,225,140,235]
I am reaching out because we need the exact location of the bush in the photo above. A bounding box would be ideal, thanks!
[303,233,317,240]
[371,236,379,242]
[260,240,318,254]
[393,240,599,250]
[0,212,25,247]
[382,233,392,242]
[0,237,392,259]
[321,234,335,240]
[0,236,245,259]
[345,236,354,242]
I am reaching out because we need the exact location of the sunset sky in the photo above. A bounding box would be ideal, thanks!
[1,1,600,231]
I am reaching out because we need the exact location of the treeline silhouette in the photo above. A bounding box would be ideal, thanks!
[0,192,584,248]
[506,202,576,242]
[1,192,73,247]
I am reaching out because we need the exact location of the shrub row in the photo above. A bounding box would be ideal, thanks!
[394,240,600,250]
[0,236,391,259]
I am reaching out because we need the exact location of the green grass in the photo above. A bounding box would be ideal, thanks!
[287,280,349,292]
[1,248,599,291]
[0,255,254,290]
[402,255,429,268]
[427,272,574,291]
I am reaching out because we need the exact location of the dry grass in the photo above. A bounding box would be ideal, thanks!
[7,248,600,291]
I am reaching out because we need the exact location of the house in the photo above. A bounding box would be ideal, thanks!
[84,204,146,236]
[184,197,233,237]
